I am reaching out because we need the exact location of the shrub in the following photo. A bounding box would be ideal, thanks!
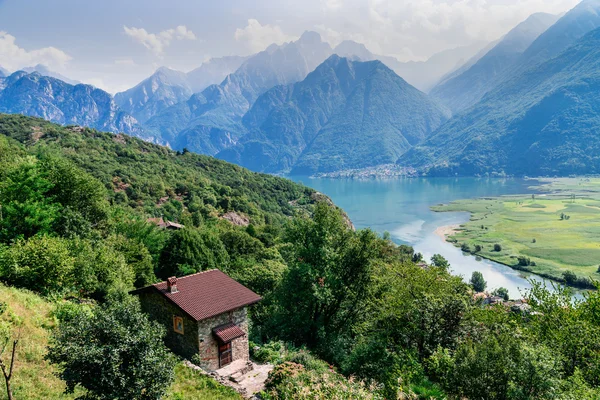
[47,298,177,400]
[461,243,471,253]
[494,244,502,252]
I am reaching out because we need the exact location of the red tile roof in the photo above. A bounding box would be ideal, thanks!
[131,270,261,321]
[213,323,246,343]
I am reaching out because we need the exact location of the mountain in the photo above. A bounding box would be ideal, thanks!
[516,0,600,74]
[21,64,80,85]
[115,67,192,123]
[0,72,142,135]
[333,40,489,92]
[186,55,249,93]
[140,31,334,153]
[431,13,560,113]
[398,26,600,176]
[0,67,7,78]
[217,55,450,174]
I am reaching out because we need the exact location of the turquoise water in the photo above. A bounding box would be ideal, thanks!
[289,176,549,299]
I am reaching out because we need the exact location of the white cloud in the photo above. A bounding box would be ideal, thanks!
[234,19,296,52]
[358,0,580,60]
[0,31,71,72]
[124,25,197,56]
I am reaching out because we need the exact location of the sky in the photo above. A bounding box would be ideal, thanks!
[0,0,581,93]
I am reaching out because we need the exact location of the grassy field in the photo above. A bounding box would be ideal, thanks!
[0,284,241,400]
[431,178,600,287]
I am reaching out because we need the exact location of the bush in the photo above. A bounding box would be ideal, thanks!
[494,244,502,252]
[461,243,471,253]
[47,298,177,400]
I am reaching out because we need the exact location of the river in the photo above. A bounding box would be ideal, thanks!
[289,176,552,299]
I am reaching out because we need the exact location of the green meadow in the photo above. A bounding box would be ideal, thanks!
[432,178,600,286]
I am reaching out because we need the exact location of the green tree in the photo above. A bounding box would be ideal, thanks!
[0,235,75,294]
[46,298,176,400]
[492,287,510,301]
[470,271,487,293]
[158,227,229,278]
[430,254,450,270]
[275,203,380,356]
[0,158,60,242]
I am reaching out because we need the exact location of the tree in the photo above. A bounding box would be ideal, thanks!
[0,158,60,242]
[0,235,75,294]
[470,271,487,293]
[46,298,176,400]
[0,303,19,400]
[275,202,380,355]
[431,254,450,271]
[158,227,229,278]
[493,244,502,252]
[492,287,510,301]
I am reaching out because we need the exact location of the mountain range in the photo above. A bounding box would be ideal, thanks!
[218,55,450,174]
[400,20,600,176]
[114,56,248,123]
[139,31,335,152]
[4,2,600,178]
[431,12,560,113]
[0,71,142,135]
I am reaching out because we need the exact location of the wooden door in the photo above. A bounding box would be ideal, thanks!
[219,342,232,367]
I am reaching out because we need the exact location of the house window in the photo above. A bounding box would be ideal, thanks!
[173,316,184,334]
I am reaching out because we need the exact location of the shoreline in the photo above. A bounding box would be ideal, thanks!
[433,221,594,291]
[433,224,461,241]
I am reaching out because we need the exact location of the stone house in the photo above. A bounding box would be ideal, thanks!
[131,269,261,371]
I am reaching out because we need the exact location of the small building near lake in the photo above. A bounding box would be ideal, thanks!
[131,270,261,371]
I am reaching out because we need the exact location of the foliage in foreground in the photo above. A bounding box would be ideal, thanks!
[46,298,177,400]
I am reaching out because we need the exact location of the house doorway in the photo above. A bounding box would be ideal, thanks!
[219,342,232,367]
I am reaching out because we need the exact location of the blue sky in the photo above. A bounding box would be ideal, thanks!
[0,0,580,93]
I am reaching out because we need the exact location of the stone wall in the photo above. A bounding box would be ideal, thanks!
[138,292,199,360]
[197,307,249,371]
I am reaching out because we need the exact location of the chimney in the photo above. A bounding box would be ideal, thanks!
[167,277,178,294]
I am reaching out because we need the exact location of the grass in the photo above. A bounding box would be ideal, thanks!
[0,283,241,400]
[166,364,241,400]
[431,178,600,285]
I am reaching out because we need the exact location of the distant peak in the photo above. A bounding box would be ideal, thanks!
[298,31,322,44]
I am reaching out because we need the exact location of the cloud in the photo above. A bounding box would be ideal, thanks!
[234,19,296,52]
[0,31,71,72]
[357,0,580,59]
[124,25,197,55]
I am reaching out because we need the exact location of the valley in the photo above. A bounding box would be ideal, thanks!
[432,178,600,288]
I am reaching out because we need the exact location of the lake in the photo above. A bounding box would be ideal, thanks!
[289,176,550,299]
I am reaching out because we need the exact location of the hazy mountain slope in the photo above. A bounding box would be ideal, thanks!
[217,56,450,174]
[0,72,142,135]
[516,0,600,73]
[141,31,334,154]
[333,40,488,92]
[431,13,559,113]
[399,26,600,176]
[115,67,193,123]
[21,64,80,85]
[186,55,249,93]
[0,67,7,77]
